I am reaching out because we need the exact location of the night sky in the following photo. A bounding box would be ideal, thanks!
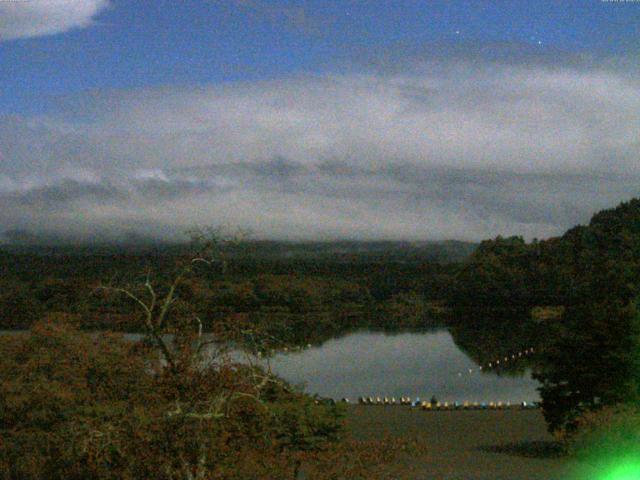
[1,1,640,242]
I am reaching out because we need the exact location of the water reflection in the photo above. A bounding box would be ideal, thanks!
[448,311,543,379]
[263,329,540,403]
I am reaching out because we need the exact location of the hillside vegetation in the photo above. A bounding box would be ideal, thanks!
[451,198,640,434]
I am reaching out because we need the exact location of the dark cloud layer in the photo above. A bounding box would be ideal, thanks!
[1,55,639,243]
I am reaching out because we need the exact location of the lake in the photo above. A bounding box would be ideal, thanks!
[261,329,540,403]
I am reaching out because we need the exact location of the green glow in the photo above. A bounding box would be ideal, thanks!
[600,460,640,480]
[568,454,640,480]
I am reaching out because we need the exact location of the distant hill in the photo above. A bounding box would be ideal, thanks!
[236,240,477,264]
[0,239,477,264]
[451,197,640,309]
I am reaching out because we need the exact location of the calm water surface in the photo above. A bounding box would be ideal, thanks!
[264,330,540,403]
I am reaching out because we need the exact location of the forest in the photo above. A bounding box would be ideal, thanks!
[0,240,471,346]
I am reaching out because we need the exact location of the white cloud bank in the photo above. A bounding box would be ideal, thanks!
[1,58,639,242]
[0,0,109,41]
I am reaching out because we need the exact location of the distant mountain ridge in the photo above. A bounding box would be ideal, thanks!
[0,238,477,264]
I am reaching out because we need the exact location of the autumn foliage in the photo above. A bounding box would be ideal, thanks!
[0,317,345,479]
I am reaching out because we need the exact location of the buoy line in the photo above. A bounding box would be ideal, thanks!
[455,346,536,377]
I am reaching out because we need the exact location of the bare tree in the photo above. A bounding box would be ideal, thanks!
[97,227,249,369]
[94,228,308,479]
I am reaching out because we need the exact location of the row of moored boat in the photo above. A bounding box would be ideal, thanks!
[354,397,539,409]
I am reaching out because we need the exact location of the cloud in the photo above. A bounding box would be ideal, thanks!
[0,0,109,41]
[1,55,639,243]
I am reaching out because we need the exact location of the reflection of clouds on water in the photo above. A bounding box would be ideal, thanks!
[265,331,540,402]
